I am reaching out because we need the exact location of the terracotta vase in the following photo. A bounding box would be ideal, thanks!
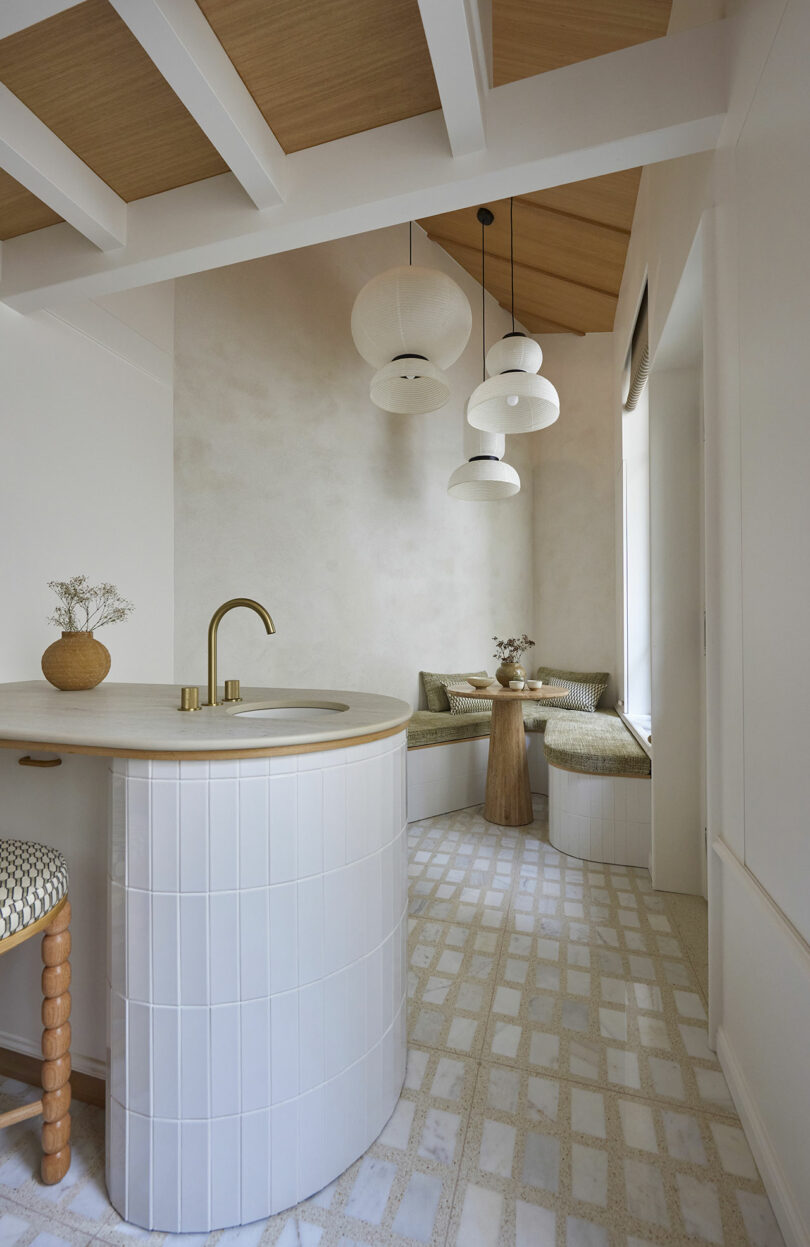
[41,631,111,691]
[496,661,526,688]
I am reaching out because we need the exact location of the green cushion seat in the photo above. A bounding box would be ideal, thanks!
[407,704,611,748]
[407,702,649,779]
[407,709,493,748]
[543,714,651,778]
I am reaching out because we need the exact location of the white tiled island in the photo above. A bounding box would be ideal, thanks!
[0,681,411,1232]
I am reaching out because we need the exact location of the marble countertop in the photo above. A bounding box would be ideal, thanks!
[0,681,411,757]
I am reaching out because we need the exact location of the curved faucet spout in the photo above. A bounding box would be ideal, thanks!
[205,598,276,706]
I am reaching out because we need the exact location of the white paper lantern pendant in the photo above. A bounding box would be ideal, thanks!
[466,201,561,435]
[351,223,472,415]
[447,419,520,502]
[369,352,450,414]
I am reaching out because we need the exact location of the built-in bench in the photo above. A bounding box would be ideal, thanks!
[406,699,652,868]
[542,712,651,779]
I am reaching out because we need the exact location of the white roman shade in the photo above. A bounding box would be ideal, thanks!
[624,287,649,412]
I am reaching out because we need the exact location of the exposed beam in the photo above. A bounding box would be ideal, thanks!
[108,0,286,209]
[0,21,732,311]
[0,83,126,251]
[417,0,486,157]
[427,230,621,298]
[0,1,83,39]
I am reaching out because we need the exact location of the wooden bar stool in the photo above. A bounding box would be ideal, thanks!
[0,838,71,1184]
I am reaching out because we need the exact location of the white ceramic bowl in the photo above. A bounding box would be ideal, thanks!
[509,680,525,690]
[467,676,495,689]
[526,679,543,690]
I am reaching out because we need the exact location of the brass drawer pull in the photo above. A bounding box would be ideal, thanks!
[19,756,62,768]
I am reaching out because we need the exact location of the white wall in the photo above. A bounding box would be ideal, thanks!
[613,0,810,1240]
[649,364,704,895]
[173,227,534,709]
[0,283,175,1075]
[0,285,175,684]
[531,333,618,703]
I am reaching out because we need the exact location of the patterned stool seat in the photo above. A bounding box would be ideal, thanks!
[0,839,69,942]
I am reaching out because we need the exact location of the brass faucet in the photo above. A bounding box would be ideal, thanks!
[205,598,276,706]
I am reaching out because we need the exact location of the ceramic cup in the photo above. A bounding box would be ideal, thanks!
[526,679,543,690]
[509,679,525,690]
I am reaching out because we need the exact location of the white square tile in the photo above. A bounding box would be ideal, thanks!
[571,1088,606,1139]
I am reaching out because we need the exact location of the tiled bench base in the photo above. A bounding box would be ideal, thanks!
[106,732,408,1232]
[548,762,651,868]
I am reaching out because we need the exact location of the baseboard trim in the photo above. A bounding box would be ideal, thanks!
[717,1026,810,1247]
[0,1043,105,1109]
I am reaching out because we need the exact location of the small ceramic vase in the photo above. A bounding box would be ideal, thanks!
[41,631,111,691]
[496,661,526,688]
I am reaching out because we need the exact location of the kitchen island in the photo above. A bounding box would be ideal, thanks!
[0,681,411,1232]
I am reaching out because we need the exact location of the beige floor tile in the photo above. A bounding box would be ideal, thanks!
[448,1062,782,1245]
[0,801,784,1247]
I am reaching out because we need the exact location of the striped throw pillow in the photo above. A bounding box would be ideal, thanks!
[536,666,609,713]
[447,689,493,715]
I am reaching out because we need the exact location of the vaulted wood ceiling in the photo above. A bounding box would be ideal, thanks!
[418,170,642,336]
[0,0,673,326]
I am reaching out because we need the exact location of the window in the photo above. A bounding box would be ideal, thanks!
[621,288,651,736]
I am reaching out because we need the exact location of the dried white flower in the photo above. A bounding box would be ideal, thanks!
[47,575,134,632]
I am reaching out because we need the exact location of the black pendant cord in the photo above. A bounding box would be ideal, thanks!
[510,196,515,333]
[409,219,412,266]
[481,216,486,382]
[476,206,494,381]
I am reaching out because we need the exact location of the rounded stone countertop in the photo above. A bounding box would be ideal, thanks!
[0,681,412,760]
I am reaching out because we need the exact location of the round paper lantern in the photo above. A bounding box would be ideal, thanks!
[447,458,521,500]
[351,265,472,371]
[370,358,450,414]
[485,333,543,377]
[447,427,519,500]
[467,371,560,434]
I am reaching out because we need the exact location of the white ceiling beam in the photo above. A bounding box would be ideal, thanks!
[417,0,487,156]
[108,0,286,209]
[0,1,83,39]
[0,21,732,311]
[0,83,126,250]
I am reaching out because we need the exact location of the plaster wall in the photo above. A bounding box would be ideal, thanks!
[0,283,175,1075]
[173,227,534,709]
[531,333,618,703]
[0,284,175,685]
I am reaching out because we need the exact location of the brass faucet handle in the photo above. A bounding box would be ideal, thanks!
[178,686,201,712]
[223,679,242,703]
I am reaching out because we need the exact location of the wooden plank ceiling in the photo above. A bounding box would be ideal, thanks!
[195,0,441,154]
[418,170,642,336]
[0,0,671,319]
[421,0,672,332]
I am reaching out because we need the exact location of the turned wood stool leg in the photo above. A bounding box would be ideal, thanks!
[483,699,534,827]
[40,898,72,1184]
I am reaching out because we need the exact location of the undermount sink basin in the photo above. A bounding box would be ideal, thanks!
[229,700,350,719]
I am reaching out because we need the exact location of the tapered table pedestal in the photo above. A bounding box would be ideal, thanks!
[447,683,569,827]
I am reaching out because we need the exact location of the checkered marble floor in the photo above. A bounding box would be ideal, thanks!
[0,798,784,1247]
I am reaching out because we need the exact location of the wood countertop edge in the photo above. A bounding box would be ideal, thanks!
[0,722,407,762]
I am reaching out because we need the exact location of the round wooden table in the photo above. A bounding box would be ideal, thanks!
[447,682,569,827]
